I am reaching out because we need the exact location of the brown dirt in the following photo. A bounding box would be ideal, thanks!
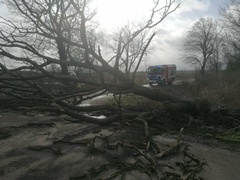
[0,110,240,180]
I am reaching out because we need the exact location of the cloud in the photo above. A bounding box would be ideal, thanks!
[94,0,153,29]
[142,32,187,71]
[141,14,199,71]
[140,0,216,71]
[93,0,201,71]
[176,0,210,14]
[0,0,219,71]
[0,2,8,17]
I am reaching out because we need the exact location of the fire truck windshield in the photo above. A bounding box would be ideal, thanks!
[148,67,163,74]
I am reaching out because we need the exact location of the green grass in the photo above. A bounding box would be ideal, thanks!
[109,94,163,111]
[215,132,240,143]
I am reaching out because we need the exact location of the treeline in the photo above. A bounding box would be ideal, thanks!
[182,0,240,77]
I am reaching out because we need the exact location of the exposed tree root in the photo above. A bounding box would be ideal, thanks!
[135,118,161,153]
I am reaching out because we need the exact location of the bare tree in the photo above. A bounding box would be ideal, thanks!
[106,24,154,80]
[208,28,225,75]
[220,0,240,71]
[182,17,218,76]
[0,0,206,126]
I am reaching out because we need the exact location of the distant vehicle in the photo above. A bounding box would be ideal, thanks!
[147,64,176,86]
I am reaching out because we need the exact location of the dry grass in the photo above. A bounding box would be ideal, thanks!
[192,70,240,108]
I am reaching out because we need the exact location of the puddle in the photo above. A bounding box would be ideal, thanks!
[78,91,113,107]
[84,114,106,119]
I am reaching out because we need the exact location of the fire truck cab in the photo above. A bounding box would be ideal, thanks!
[147,64,176,86]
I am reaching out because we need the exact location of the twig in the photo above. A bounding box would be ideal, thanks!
[115,141,156,166]
[176,127,184,146]
[135,118,161,153]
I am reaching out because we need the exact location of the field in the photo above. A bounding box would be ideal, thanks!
[134,70,240,108]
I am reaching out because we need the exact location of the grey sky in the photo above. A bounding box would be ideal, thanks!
[145,0,227,70]
[92,0,228,70]
[0,0,229,70]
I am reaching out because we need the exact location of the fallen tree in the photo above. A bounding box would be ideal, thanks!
[0,0,211,125]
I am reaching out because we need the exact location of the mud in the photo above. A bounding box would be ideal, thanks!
[0,110,240,180]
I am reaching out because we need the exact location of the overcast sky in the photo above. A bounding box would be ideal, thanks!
[0,0,228,70]
[94,0,227,70]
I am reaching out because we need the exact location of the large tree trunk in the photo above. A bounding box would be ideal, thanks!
[0,0,197,125]
[133,85,210,114]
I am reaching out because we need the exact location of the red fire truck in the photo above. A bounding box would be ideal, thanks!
[147,64,176,86]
